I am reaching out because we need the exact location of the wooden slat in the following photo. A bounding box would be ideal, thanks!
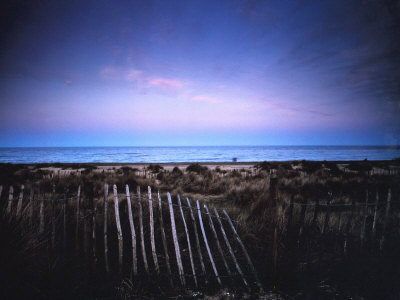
[113,185,124,273]
[148,186,160,275]
[204,204,232,277]
[157,191,173,287]
[197,200,221,286]
[137,186,149,274]
[16,185,24,219]
[51,184,56,249]
[75,185,81,254]
[39,190,44,234]
[223,209,263,291]
[372,190,379,241]
[92,198,97,266]
[380,189,392,251]
[63,193,67,249]
[29,187,34,227]
[214,207,248,287]
[104,184,110,272]
[6,186,13,215]
[360,190,369,246]
[178,194,197,287]
[186,197,207,284]
[125,185,138,276]
[168,192,185,286]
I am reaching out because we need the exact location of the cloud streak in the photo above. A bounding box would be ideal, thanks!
[100,66,185,90]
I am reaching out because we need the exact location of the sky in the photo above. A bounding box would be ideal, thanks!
[0,0,399,146]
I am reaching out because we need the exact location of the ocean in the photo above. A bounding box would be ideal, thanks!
[0,146,399,163]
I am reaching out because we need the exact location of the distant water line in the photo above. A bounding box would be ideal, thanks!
[0,146,399,163]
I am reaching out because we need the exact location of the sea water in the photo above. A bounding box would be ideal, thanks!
[0,146,399,163]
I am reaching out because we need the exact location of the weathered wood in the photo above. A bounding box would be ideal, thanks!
[360,190,369,245]
[223,209,263,291]
[297,198,307,246]
[287,195,294,230]
[39,190,44,234]
[92,198,97,266]
[372,190,379,241]
[343,198,356,255]
[204,204,232,277]
[0,185,2,201]
[6,186,14,215]
[197,200,221,286]
[322,195,332,235]
[272,226,278,281]
[75,185,81,254]
[178,194,197,287]
[148,186,160,275]
[51,184,56,249]
[158,191,173,287]
[137,186,149,274]
[380,189,391,251]
[168,192,185,286]
[311,198,320,228]
[29,187,34,227]
[113,184,124,273]
[63,193,67,249]
[104,184,110,272]
[16,185,24,219]
[125,185,137,276]
[186,198,207,284]
[214,208,248,287]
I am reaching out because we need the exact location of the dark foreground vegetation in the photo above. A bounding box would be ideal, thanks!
[1,159,400,299]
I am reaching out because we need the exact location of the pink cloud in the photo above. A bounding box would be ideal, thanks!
[125,69,143,81]
[192,95,223,104]
[146,78,184,89]
[100,66,184,89]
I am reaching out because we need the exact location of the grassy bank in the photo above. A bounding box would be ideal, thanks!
[0,159,399,299]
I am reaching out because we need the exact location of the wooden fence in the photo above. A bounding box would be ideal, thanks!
[0,184,262,291]
[1,182,398,292]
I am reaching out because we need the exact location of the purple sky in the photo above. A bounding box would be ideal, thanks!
[0,0,399,146]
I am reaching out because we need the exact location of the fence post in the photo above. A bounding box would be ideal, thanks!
[372,190,379,242]
[104,184,110,272]
[287,195,294,230]
[223,209,263,291]
[297,199,307,246]
[187,197,207,284]
[322,193,332,235]
[16,185,24,219]
[137,186,149,274]
[178,194,197,287]
[75,185,81,254]
[39,189,44,234]
[148,186,160,275]
[214,208,248,287]
[168,192,185,287]
[204,204,232,277]
[92,198,97,266]
[380,189,391,252]
[113,185,124,274]
[51,184,56,249]
[343,197,356,256]
[311,198,320,228]
[6,186,14,215]
[0,185,2,202]
[360,190,369,247]
[63,192,67,250]
[197,200,221,286]
[158,191,173,287]
[29,187,34,227]
[125,185,137,276]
